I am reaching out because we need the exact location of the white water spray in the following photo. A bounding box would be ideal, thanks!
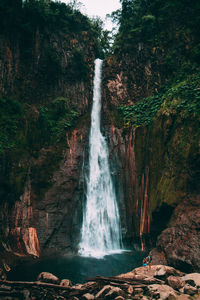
[79,59,122,258]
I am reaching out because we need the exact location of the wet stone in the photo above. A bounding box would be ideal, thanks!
[82,293,95,300]
[184,283,197,295]
[60,279,72,287]
[37,272,59,284]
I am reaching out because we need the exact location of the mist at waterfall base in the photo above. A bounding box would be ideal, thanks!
[8,60,146,283]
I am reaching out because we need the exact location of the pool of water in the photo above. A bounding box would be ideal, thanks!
[8,250,146,284]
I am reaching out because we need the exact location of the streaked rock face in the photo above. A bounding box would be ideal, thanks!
[2,124,89,257]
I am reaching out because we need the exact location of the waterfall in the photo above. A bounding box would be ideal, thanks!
[79,59,122,258]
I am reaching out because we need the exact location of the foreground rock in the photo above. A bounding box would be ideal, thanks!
[152,197,200,272]
[37,272,60,284]
[0,265,200,299]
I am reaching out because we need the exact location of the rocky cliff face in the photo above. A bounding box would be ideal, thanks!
[102,53,200,271]
[0,28,94,113]
[1,121,89,258]
[0,1,97,264]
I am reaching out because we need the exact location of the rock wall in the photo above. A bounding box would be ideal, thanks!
[102,59,200,271]
[0,119,89,258]
[0,29,94,113]
[0,3,96,261]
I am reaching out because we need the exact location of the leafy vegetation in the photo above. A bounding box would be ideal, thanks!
[158,74,200,118]
[0,0,110,58]
[110,0,200,74]
[118,94,162,127]
[37,98,78,145]
[0,96,78,155]
[118,73,200,127]
[0,96,23,154]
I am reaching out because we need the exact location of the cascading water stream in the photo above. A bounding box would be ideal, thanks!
[79,59,122,258]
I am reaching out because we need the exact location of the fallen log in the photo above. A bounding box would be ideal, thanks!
[0,279,72,290]
[87,275,163,286]
[86,275,147,286]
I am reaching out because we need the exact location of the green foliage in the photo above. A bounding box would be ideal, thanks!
[0,95,79,204]
[158,74,200,118]
[118,73,200,127]
[118,94,162,127]
[0,0,108,59]
[0,96,78,155]
[89,17,112,58]
[38,98,78,144]
[38,47,62,83]
[66,48,89,81]
[0,96,23,154]
[111,0,200,71]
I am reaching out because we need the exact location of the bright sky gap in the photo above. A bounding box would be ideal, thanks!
[59,0,121,31]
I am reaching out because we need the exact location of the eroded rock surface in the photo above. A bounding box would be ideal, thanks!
[153,197,200,272]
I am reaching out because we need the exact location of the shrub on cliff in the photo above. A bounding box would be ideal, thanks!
[118,73,200,127]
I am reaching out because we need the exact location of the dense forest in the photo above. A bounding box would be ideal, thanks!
[109,0,200,123]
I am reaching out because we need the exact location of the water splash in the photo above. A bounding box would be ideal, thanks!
[79,59,122,258]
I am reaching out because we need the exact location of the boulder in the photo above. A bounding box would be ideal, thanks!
[154,265,184,280]
[167,276,185,290]
[73,283,83,290]
[37,272,59,284]
[127,285,134,294]
[174,296,191,300]
[149,248,167,265]
[181,273,200,288]
[83,281,97,289]
[104,287,124,299]
[82,293,95,300]
[114,296,125,300]
[60,279,72,287]
[147,284,177,300]
[118,264,184,287]
[95,285,112,298]
[156,197,200,272]
[184,283,198,295]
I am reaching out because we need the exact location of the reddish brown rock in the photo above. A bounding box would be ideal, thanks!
[149,248,167,265]
[73,283,83,290]
[175,295,191,300]
[60,279,72,287]
[167,276,185,290]
[147,284,177,299]
[104,287,124,299]
[114,296,125,300]
[132,265,183,280]
[181,273,200,288]
[183,284,198,295]
[37,272,59,284]
[95,285,112,298]
[156,197,200,272]
[82,293,95,300]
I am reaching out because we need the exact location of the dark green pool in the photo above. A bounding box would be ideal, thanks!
[8,250,146,284]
